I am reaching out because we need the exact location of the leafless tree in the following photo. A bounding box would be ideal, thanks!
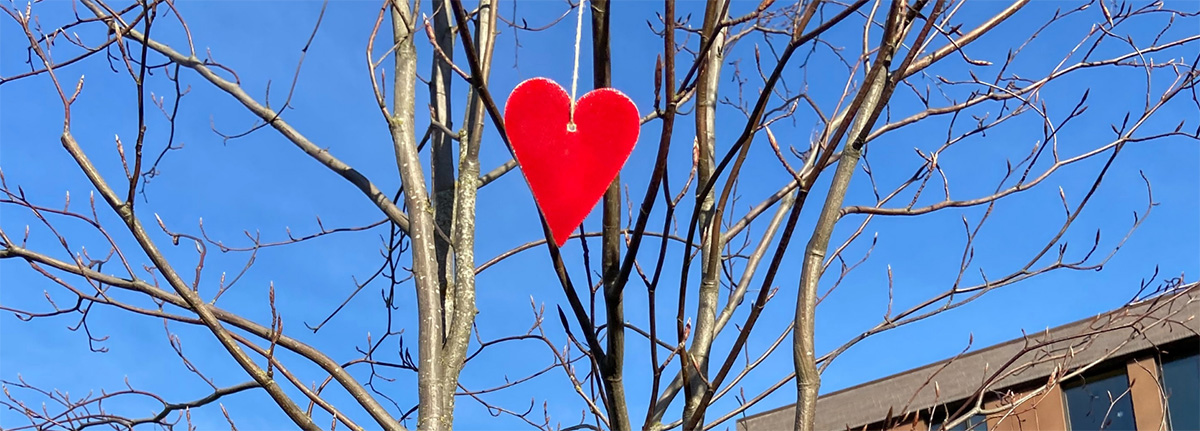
[2,0,1196,430]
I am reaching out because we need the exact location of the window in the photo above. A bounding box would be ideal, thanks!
[1161,351,1199,431]
[929,414,987,431]
[1062,368,1137,430]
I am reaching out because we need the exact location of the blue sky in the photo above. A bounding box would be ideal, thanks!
[2,0,1197,430]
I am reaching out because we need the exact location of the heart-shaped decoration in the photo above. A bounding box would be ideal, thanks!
[505,78,640,247]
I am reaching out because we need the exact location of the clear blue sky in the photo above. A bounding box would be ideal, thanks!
[2,1,1197,430]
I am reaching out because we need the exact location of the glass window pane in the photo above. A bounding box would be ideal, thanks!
[930,413,987,431]
[1162,352,1199,431]
[964,414,988,431]
[1063,369,1137,431]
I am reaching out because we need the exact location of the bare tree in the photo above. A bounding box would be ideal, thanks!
[2,0,1196,430]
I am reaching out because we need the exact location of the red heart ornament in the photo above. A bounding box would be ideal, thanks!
[505,78,640,247]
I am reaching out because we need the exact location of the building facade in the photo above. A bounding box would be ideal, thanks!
[737,284,1199,431]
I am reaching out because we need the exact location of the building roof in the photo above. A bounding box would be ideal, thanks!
[737,283,1199,431]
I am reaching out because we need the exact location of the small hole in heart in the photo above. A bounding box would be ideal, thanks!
[566,122,577,132]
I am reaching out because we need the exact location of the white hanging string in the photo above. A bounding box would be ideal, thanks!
[569,0,586,131]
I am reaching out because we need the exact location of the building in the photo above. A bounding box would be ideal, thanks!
[737,283,1199,431]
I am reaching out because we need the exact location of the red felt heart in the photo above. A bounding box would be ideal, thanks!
[505,78,640,247]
